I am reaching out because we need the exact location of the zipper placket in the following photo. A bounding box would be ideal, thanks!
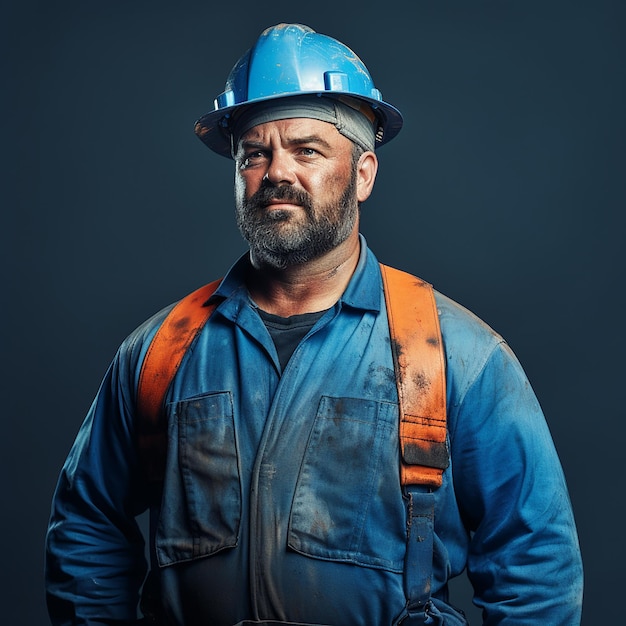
[248,309,336,619]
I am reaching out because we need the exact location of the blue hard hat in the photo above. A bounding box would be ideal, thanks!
[194,23,403,158]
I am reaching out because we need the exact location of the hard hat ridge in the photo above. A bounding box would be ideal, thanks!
[194,23,403,158]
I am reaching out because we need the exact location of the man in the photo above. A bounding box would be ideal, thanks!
[45,23,583,625]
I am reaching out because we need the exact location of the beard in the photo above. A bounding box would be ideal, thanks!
[235,169,359,270]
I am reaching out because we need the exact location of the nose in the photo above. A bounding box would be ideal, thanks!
[263,150,296,186]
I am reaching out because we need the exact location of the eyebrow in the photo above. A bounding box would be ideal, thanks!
[286,135,333,150]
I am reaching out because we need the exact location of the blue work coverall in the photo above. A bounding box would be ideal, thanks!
[45,240,583,625]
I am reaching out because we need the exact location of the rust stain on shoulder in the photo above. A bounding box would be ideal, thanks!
[173,315,191,331]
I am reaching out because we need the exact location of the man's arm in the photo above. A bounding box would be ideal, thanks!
[451,341,583,624]
[45,348,150,626]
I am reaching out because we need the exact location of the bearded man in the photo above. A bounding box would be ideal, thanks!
[45,24,583,626]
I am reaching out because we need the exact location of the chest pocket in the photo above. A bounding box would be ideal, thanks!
[154,391,241,567]
[288,396,405,573]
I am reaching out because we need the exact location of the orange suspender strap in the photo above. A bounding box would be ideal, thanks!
[380,264,449,490]
[136,265,448,488]
[136,278,221,483]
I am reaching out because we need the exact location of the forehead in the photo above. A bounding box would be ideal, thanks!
[239,117,347,144]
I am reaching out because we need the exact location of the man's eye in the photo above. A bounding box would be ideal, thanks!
[240,151,265,168]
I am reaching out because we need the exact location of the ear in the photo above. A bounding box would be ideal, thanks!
[356,151,378,203]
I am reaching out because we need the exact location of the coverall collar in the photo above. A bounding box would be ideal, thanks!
[213,234,382,316]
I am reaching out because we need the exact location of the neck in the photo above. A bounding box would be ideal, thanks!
[247,234,361,317]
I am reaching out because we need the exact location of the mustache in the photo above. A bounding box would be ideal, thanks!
[246,183,313,212]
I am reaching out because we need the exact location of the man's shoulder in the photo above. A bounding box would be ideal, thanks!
[433,289,507,380]
[434,290,503,344]
[118,301,178,361]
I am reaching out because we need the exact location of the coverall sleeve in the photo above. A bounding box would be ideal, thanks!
[45,343,150,626]
[450,340,583,624]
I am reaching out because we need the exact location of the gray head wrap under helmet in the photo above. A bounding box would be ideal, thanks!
[229,95,377,158]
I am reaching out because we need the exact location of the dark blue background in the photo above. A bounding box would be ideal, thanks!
[3,1,624,623]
